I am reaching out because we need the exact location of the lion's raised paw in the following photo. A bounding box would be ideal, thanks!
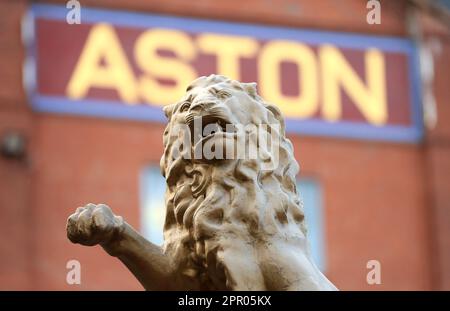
[66,203,123,247]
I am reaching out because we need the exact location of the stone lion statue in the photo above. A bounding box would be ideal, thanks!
[66,75,337,291]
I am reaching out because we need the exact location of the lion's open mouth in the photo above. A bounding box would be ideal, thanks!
[186,113,233,145]
[186,112,236,162]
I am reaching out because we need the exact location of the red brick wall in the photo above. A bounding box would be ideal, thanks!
[0,0,34,290]
[30,116,164,290]
[424,38,450,289]
[292,136,432,290]
[0,0,449,290]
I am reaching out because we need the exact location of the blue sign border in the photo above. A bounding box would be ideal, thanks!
[25,3,423,143]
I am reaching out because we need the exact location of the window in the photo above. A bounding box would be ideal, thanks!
[140,166,327,271]
[297,178,327,272]
[140,166,166,246]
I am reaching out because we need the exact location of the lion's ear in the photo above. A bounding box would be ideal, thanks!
[243,82,257,99]
[163,104,175,120]
[265,104,286,136]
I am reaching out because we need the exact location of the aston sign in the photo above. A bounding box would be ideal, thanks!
[24,4,423,142]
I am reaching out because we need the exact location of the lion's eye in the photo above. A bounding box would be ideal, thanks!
[216,90,231,99]
[179,101,190,112]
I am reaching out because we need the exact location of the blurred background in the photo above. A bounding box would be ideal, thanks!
[1,0,450,290]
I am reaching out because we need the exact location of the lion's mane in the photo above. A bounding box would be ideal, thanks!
[160,75,306,289]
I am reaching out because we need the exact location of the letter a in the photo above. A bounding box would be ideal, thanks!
[366,259,381,285]
[66,259,81,285]
[366,0,381,25]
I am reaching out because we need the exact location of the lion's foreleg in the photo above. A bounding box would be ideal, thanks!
[107,222,180,290]
[66,203,179,290]
[211,240,266,290]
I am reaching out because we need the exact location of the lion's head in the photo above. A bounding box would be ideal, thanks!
[160,75,307,289]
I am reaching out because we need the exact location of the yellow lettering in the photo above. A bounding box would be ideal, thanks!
[135,29,197,106]
[66,23,138,104]
[320,45,387,125]
[258,40,318,118]
[197,33,258,81]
